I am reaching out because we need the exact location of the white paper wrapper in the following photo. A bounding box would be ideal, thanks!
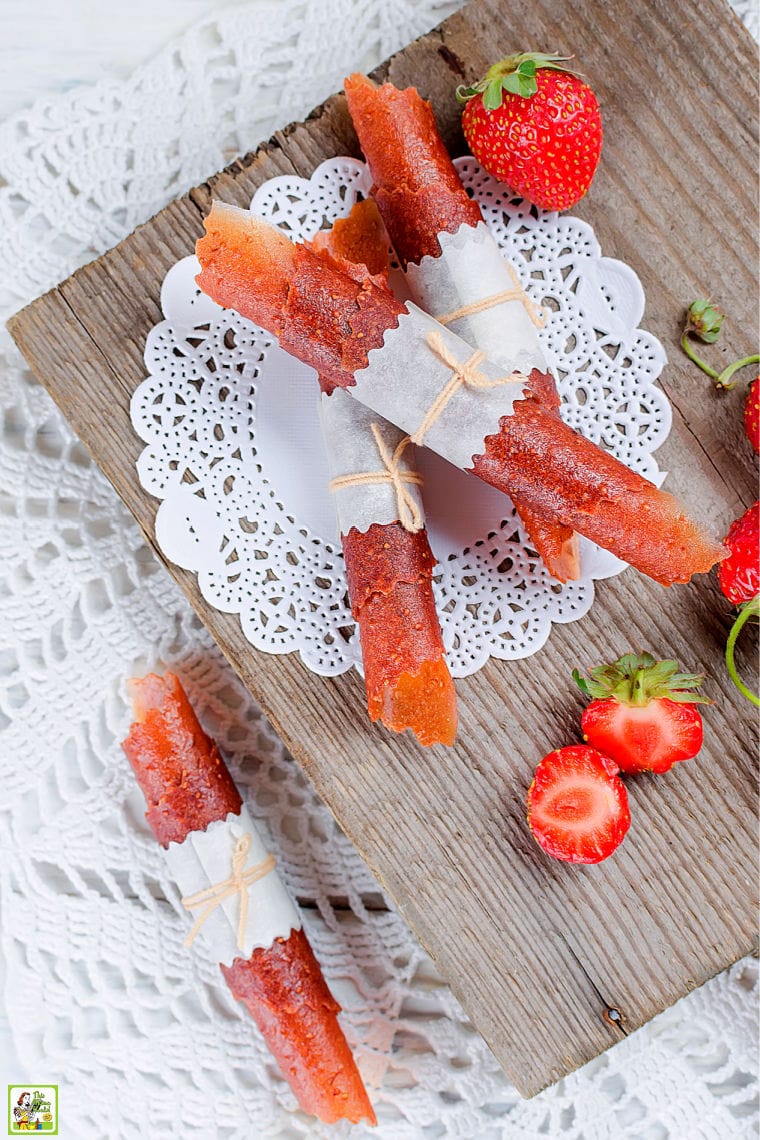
[320,389,424,534]
[165,806,300,966]
[350,303,531,471]
[405,221,548,375]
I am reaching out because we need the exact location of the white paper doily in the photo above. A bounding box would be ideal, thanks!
[132,156,670,678]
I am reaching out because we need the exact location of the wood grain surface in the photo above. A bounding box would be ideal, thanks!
[8,0,758,1098]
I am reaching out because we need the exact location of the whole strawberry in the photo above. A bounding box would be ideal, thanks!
[745,377,759,454]
[458,52,602,211]
[573,653,709,774]
[718,501,759,708]
[718,500,759,605]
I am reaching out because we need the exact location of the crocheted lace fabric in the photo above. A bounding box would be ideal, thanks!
[1,2,757,1136]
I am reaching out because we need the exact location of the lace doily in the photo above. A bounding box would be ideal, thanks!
[132,156,669,677]
[1,2,757,1138]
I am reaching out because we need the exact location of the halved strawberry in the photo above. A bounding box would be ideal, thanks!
[526,745,630,864]
[574,653,709,774]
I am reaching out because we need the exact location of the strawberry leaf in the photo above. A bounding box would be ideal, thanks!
[502,71,538,99]
[483,78,505,110]
[575,651,710,705]
[462,53,576,107]
[572,668,591,695]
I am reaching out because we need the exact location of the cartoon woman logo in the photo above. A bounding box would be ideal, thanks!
[12,1092,41,1131]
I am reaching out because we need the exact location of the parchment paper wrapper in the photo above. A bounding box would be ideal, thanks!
[351,303,531,471]
[320,389,424,534]
[165,805,300,966]
[405,221,547,375]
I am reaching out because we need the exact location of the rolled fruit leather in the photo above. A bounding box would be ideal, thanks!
[310,200,457,747]
[344,72,580,583]
[195,203,725,586]
[122,672,376,1127]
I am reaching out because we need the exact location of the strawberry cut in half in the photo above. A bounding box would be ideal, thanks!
[526,745,630,865]
[574,652,709,774]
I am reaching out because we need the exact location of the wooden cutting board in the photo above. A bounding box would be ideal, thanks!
[8,0,758,1098]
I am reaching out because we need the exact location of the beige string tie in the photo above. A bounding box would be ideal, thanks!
[435,263,547,330]
[329,422,424,533]
[411,330,524,447]
[181,833,276,951]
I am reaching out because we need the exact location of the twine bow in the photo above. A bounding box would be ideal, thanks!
[435,263,547,330]
[181,833,276,951]
[329,422,424,533]
[411,331,523,446]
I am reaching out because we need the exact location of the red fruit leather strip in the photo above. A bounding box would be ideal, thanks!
[122,671,241,846]
[341,524,457,746]
[519,370,578,581]
[195,205,725,584]
[516,501,580,583]
[344,75,580,581]
[122,672,376,1127]
[342,520,436,614]
[195,201,402,396]
[354,574,457,746]
[344,74,481,265]
[310,198,390,281]
[312,204,457,745]
[472,403,724,586]
[221,930,375,1125]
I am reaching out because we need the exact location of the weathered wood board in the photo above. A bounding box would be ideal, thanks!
[8,0,758,1099]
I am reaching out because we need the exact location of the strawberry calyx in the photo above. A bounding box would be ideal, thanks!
[456,52,574,109]
[684,298,724,344]
[681,298,760,390]
[572,652,711,707]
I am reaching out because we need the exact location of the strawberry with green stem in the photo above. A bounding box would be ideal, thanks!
[573,652,710,774]
[457,52,602,212]
[681,299,759,390]
[718,501,760,708]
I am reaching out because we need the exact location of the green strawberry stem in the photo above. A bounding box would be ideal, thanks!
[680,332,759,390]
[681,299,760,389]
[725,596,760,708]
[680,329,721,381]
[715,353,760,392]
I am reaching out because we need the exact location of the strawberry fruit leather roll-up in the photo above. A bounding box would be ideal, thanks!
[122,672,376,1127]
[195,203,724,585]
[311,201,457,746]
[344,73,580,583]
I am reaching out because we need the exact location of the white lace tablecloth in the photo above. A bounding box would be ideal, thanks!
[1,2,757,1137]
